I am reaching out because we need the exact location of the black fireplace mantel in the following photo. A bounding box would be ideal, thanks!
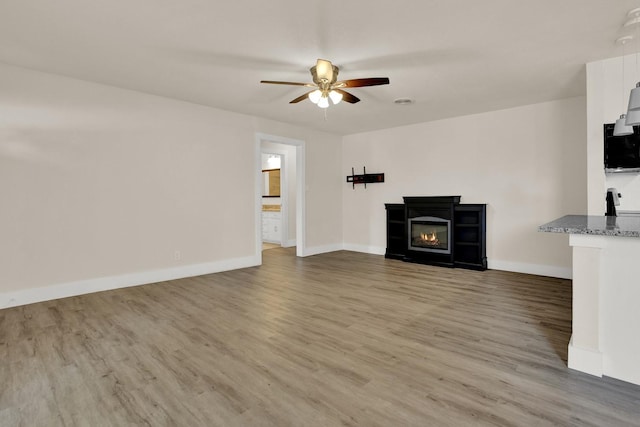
[386,196,487,271]
[403,196,461,206]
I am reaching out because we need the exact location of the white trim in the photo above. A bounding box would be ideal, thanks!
[0,255,260,309]
[604,366,640,387]
[488,259,572,279]
[568,335,604,377]
[283,238,297,248]
[342,243,386,256]
[254,137,264,265]
[569,234,608,249]
[296,143,306,256]
[262,238,281,244]
[302,244,344,257]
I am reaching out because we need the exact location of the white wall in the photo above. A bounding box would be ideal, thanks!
[0,62,342,307]
[342,97,587,278]
[587,54,640,213]
[0,58,590,308]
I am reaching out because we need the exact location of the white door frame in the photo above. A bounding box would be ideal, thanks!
[255,133,305,261]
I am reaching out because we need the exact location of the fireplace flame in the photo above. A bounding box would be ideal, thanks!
[420,231,439,244]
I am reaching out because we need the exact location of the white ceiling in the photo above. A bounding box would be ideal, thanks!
[1,0,638,135]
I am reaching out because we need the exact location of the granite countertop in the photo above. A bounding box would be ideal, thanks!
[539,215,640,238]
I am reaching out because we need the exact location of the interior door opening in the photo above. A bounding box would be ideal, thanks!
[255,133,305,261]
[261,153,283,248]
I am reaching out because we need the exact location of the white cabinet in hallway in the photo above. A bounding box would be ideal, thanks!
[262,211,281,243]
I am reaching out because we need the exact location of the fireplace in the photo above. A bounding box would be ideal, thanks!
[386,196,486,270]
[402,196,458,267]
[408,216,451,254]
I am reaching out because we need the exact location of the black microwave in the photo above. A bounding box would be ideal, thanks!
[604,123,640,173]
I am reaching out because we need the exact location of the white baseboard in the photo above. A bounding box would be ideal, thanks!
[322,248,571,279]
[0,254,260,310]
[568,335,603,377]
[301,243,344,257]
[2,251,572,309]
[282,239,296,248]
[603,366,640,387]
[305,246,571,279]
[488,259,572,279]
[342,244,386,256]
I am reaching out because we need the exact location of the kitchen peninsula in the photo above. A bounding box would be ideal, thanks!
[539,215,640,386]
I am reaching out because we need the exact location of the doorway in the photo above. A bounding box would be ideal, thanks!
[255,133,305,262]
[261,153,283,248]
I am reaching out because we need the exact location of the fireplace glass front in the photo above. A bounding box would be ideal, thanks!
[408,216,451,254]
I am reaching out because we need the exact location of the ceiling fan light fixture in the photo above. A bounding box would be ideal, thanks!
[329,90,343,105]
[317,96,330,109]
[309,90,322,104]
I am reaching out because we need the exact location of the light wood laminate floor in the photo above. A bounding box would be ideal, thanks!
[1,248,639,426]
[262,242,280,251]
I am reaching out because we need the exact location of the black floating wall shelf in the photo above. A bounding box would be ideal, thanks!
[346,167,385,189]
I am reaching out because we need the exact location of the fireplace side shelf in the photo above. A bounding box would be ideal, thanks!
[453,204,487,270]
[385,203,406,259]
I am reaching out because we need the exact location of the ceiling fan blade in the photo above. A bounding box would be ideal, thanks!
[315,59,334,82]
[336,77,390,88]
[260,80,315,87]
[333,89,360,104]
[289,91,314,104]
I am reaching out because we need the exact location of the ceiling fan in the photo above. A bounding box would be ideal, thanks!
[260,59,390,108]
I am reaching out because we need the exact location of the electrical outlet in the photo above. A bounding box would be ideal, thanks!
[174,250,181,261]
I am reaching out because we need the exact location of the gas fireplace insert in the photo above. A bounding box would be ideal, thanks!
[408,216,451,254]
